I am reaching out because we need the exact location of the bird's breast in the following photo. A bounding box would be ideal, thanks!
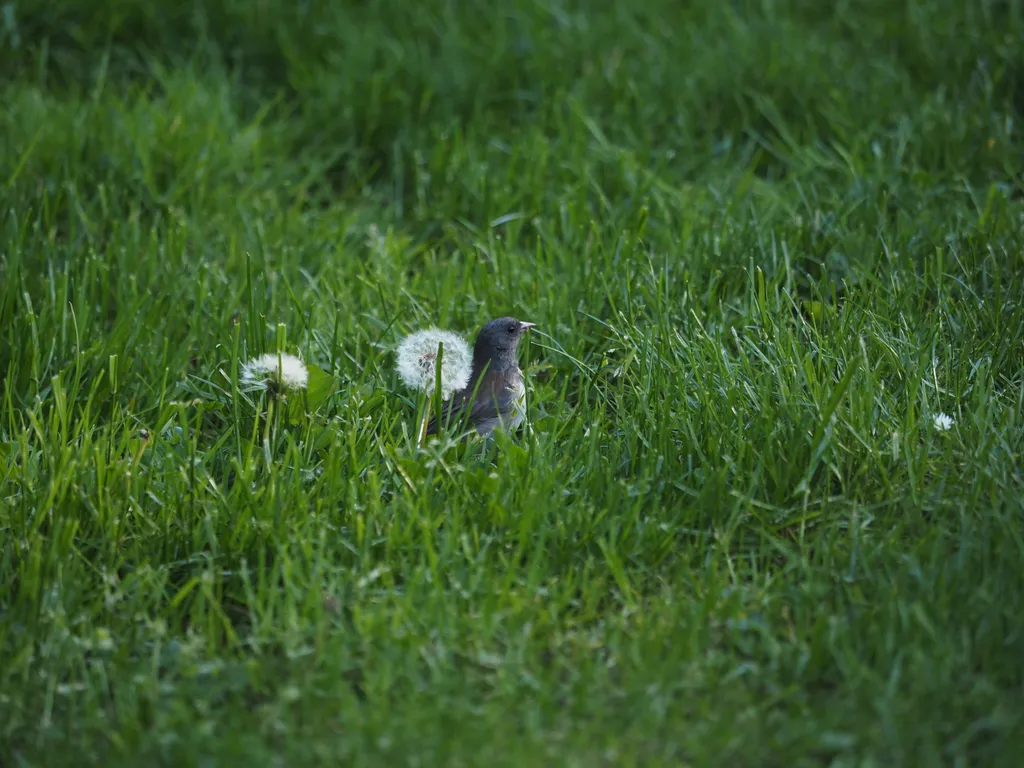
[506,369,527,429]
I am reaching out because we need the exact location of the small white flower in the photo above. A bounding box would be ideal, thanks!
[933,412,954,431]
[395,328,472,401]
[239,352,309,393]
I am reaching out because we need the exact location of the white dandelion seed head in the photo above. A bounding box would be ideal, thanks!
[239,352,309,393]
[395,327,472,400]
[933,412,954,431]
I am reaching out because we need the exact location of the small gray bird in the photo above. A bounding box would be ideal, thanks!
[426,317,535,437]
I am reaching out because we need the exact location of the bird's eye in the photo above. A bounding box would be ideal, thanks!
[507,324,517,334]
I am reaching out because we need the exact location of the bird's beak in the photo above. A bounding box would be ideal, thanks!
[519,321,536,332]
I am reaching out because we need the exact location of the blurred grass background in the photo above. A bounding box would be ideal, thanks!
[2,0,1024,765]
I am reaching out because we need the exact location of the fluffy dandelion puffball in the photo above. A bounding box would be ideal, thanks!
[933,412,954,431]
[396,328,472,401]
[240,352,309,393]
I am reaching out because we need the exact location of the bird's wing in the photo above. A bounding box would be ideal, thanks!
[426,369,523,435]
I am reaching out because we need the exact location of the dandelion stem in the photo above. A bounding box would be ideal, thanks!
[264,396,274,446]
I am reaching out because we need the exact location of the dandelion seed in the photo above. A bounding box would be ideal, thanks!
[395,328,472,401]
[933,412,954,431]
[239,352,309,393]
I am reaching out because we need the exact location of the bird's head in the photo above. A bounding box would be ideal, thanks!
[474,317,535,362]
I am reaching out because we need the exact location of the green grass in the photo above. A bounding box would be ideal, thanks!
[2,0,1024,764]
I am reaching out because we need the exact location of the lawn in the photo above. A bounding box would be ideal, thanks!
[2,0,1023,765]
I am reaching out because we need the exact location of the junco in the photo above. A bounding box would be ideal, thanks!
[427,316,535,437]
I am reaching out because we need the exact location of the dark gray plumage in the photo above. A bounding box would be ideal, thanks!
[426,316,535,437]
